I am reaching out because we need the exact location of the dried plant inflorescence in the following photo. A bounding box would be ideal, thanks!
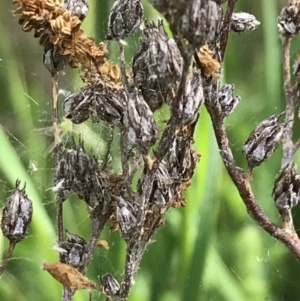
[7,0,300,300]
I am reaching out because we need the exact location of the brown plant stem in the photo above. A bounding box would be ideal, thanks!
[220,0,238,59]
[51,72,64,245]
[0,241,16,276]
[281,37,297,234]
[205,83,300,259]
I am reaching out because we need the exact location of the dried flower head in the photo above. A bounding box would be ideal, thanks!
[179,71,204,125]
[59,230,87,269]
[131,30,169,111]
[231,12,260,32]
[217,84,241,117]
[145,20,183,87]
[1,180,33,243]
[242,114,286,169]
[63,83,125,125]
[63,0,89,21]
[127,89,158,154]
[278,4,300,37]
[179,0,219,47]
[101,273,120,296]
[107,0,144,40]
[272,164,300,210]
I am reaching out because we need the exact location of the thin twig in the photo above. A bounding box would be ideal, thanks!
[102,126,114,170]
[281,37,297,234]
[220,0,237,59]
[0,241,16,275]
[205,84,300,259]
[51,72,64,245]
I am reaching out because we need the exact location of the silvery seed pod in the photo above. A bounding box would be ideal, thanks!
[217,84,241,117]
[212,0,227,4]
[131,33,168,111]
[63,84,125,125]
[149,0,189,17]
[146,20,182,87]
[179,0,219,47]
[43,42,70,73]
[59,230,87,269]
[179,71,204,125]
[63,0,89,21]
[242,114,286,169]
[127,89,158,154]
[278,5,300,37]
[272,164,300,211]
[231,12,260,32]
[1,180,33,243]
[101,273,120,296]
[116,204,136,241]
[107,0,144,40]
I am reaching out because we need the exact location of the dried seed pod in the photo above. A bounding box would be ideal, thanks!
[212,0,227,4]
[179,71,204,125]
[179,0,219,47]
[101,273,120,296]
[116,204,136,240]
[63,0,89,21]
[131,33,169,111]
[278,5,300,37]
[242,114,286,169]
[43,42,70,73]
[146,20,183,87]
[217,84,241,117]
[149,0,189,17]
[63,84,125,125]
[272,164,300,210]
[107,0,144,40]
[1,180,33,243]
[127,89,158,154]
[59,230,87,269]
[231,12,260,32]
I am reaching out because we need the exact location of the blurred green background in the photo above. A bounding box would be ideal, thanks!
[1,0,300,300]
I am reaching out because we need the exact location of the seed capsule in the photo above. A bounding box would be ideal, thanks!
[127,89,158,154]
[272,164,300,210]
[231,12,260,32]
[63,0,89,21]
[242,114,286,169]
[278,5,300,37]
[146,20,182,87]
[107,0,144,40]
[217,84,241,117]
[59,230,87,269]
[1,180,33,243]
[179,0,219,47]
[179,71,204,125]
[101,273,120,296]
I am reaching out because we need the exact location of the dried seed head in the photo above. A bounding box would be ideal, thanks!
[231,12,260,32]
[217,84,241,117]
[127,89,158,154]
[242,114,286,169]
[116,204,136,241]
[149,0,189,17]
[272,164,300,210]
[63,0,89,21]
[179,71,204,125]
[59,230,87,269]
[101,273,120,296]
[131,33,169,111]
[43,42,70,73]
[146,20,183,87]
[63,84,125,125]
[278,5,300,37]
[179,0,219,47]
[107,0,144,40]
[1,180,33,243]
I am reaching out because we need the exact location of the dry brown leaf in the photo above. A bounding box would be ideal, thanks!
[42,262,102,292]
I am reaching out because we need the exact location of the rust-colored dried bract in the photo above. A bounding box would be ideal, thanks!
[42,262,102,291]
